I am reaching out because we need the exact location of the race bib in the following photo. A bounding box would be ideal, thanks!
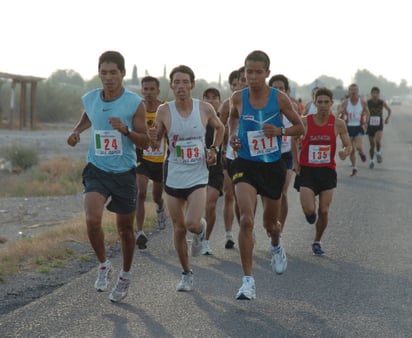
[94,130,123,156]
[281,135,292,153]
[369,116,381,126]
[175,139,204,164]
[308,144,331,164]
[143,138,165,157]
[247,130,278,157]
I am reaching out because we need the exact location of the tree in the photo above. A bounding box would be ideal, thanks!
[49,69,84,87]
[131,65,138,85]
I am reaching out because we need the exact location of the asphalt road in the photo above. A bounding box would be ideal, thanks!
[1,105,411,337]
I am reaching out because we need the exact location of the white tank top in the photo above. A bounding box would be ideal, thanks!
[346,98,363,126]
[166,99,208,189]
[281,115,293,153]
[307,101,317,115]
[225,143,235,160]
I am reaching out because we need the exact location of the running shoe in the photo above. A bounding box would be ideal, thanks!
[359,152,367,162]
[225,236,235,249]
[236,276,256,300]
[350,168,358,177]
[109,274,130,302]
[312,242,325,256]
[156,207,168,230]
[369,161,375,169]
[305,213,317,224]
[271,245,287,274]
[201,240,213,255]
[376,153,382,163]
[176,271,194,291]
[94,261,112,292]
[191,218,206,257]
[136,233,148,250]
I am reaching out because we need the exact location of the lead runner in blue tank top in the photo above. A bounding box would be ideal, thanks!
[228,50,304,300]
[67,51,150,303]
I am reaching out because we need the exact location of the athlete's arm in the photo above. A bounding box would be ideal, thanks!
[67,111,91,147]
[278,91,304,137]
[228,91,242,151]
[336,118,351,160]
[127,102,150,150]
[383,100,392,124]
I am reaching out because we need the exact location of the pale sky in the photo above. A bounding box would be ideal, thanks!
[1,0,410,87]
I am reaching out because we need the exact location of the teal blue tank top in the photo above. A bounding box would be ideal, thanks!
[237,88,283,162]
[82,88,142,173]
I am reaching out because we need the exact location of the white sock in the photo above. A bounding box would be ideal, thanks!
[100,260,110,267]
[137,230,145,237]
[120,270,130,279]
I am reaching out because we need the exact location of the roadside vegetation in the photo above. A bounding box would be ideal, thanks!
[0,151,156,282]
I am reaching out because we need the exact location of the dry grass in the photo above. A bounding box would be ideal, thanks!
[0,157,84,197]
[0,156,158,282]
[0,204,156,282]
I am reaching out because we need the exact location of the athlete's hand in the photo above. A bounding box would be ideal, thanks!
[262,124,280,137]
[108,117,127,134]
[338,149,348,160]
[230,135,241,151]
[206,148,217,167]
[67,132,80,147]
[148,122,159,141]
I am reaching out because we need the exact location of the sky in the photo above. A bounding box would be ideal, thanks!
[1,0,410,88]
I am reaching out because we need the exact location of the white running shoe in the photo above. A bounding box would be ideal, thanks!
[201,240,213,255]
[109,274,130,302]
[376,153,383,163]
[156,207,168,230]
[94,261,112,292]
[191,218,206,257]
[176,271,194,291]
[271,244,287,275]
[236,276,256,300]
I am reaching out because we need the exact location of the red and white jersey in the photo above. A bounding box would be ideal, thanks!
[299,114,337,170]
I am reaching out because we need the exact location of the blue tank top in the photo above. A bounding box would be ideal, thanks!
[237,88,283,162]
[82,88,142,173]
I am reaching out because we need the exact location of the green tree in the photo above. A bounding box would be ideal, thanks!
[131,65,139,85]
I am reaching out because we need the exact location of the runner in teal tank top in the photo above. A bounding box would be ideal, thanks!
[228,50,304,301]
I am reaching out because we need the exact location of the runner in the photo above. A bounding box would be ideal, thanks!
[366,86,392,169]
[338,83,369,176]
[229,50,304,300]
[135,76,169,250]
[149,65,224,292]
[293,87,351,256]
[67,51,150,302]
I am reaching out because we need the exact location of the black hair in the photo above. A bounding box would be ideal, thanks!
[268,74,289,91]
[141,76,160,88]
[314,87,333,100]
[169,65,195,83]
[244,50,270,70]
[228,70,239,85]
[98,51,125,74]
[202,87,221,100]
[371,86,380,93]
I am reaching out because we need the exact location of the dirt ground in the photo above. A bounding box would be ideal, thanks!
[0,125,121,316]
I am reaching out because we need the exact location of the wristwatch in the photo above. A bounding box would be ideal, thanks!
[210,145,220,152]
[280,127,286,136]
[123,126,131,136]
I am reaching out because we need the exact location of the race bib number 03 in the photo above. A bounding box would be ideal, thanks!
[247,130,278,157]
[94,130,123,156]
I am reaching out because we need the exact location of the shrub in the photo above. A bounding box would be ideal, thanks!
[2,143,39,170]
